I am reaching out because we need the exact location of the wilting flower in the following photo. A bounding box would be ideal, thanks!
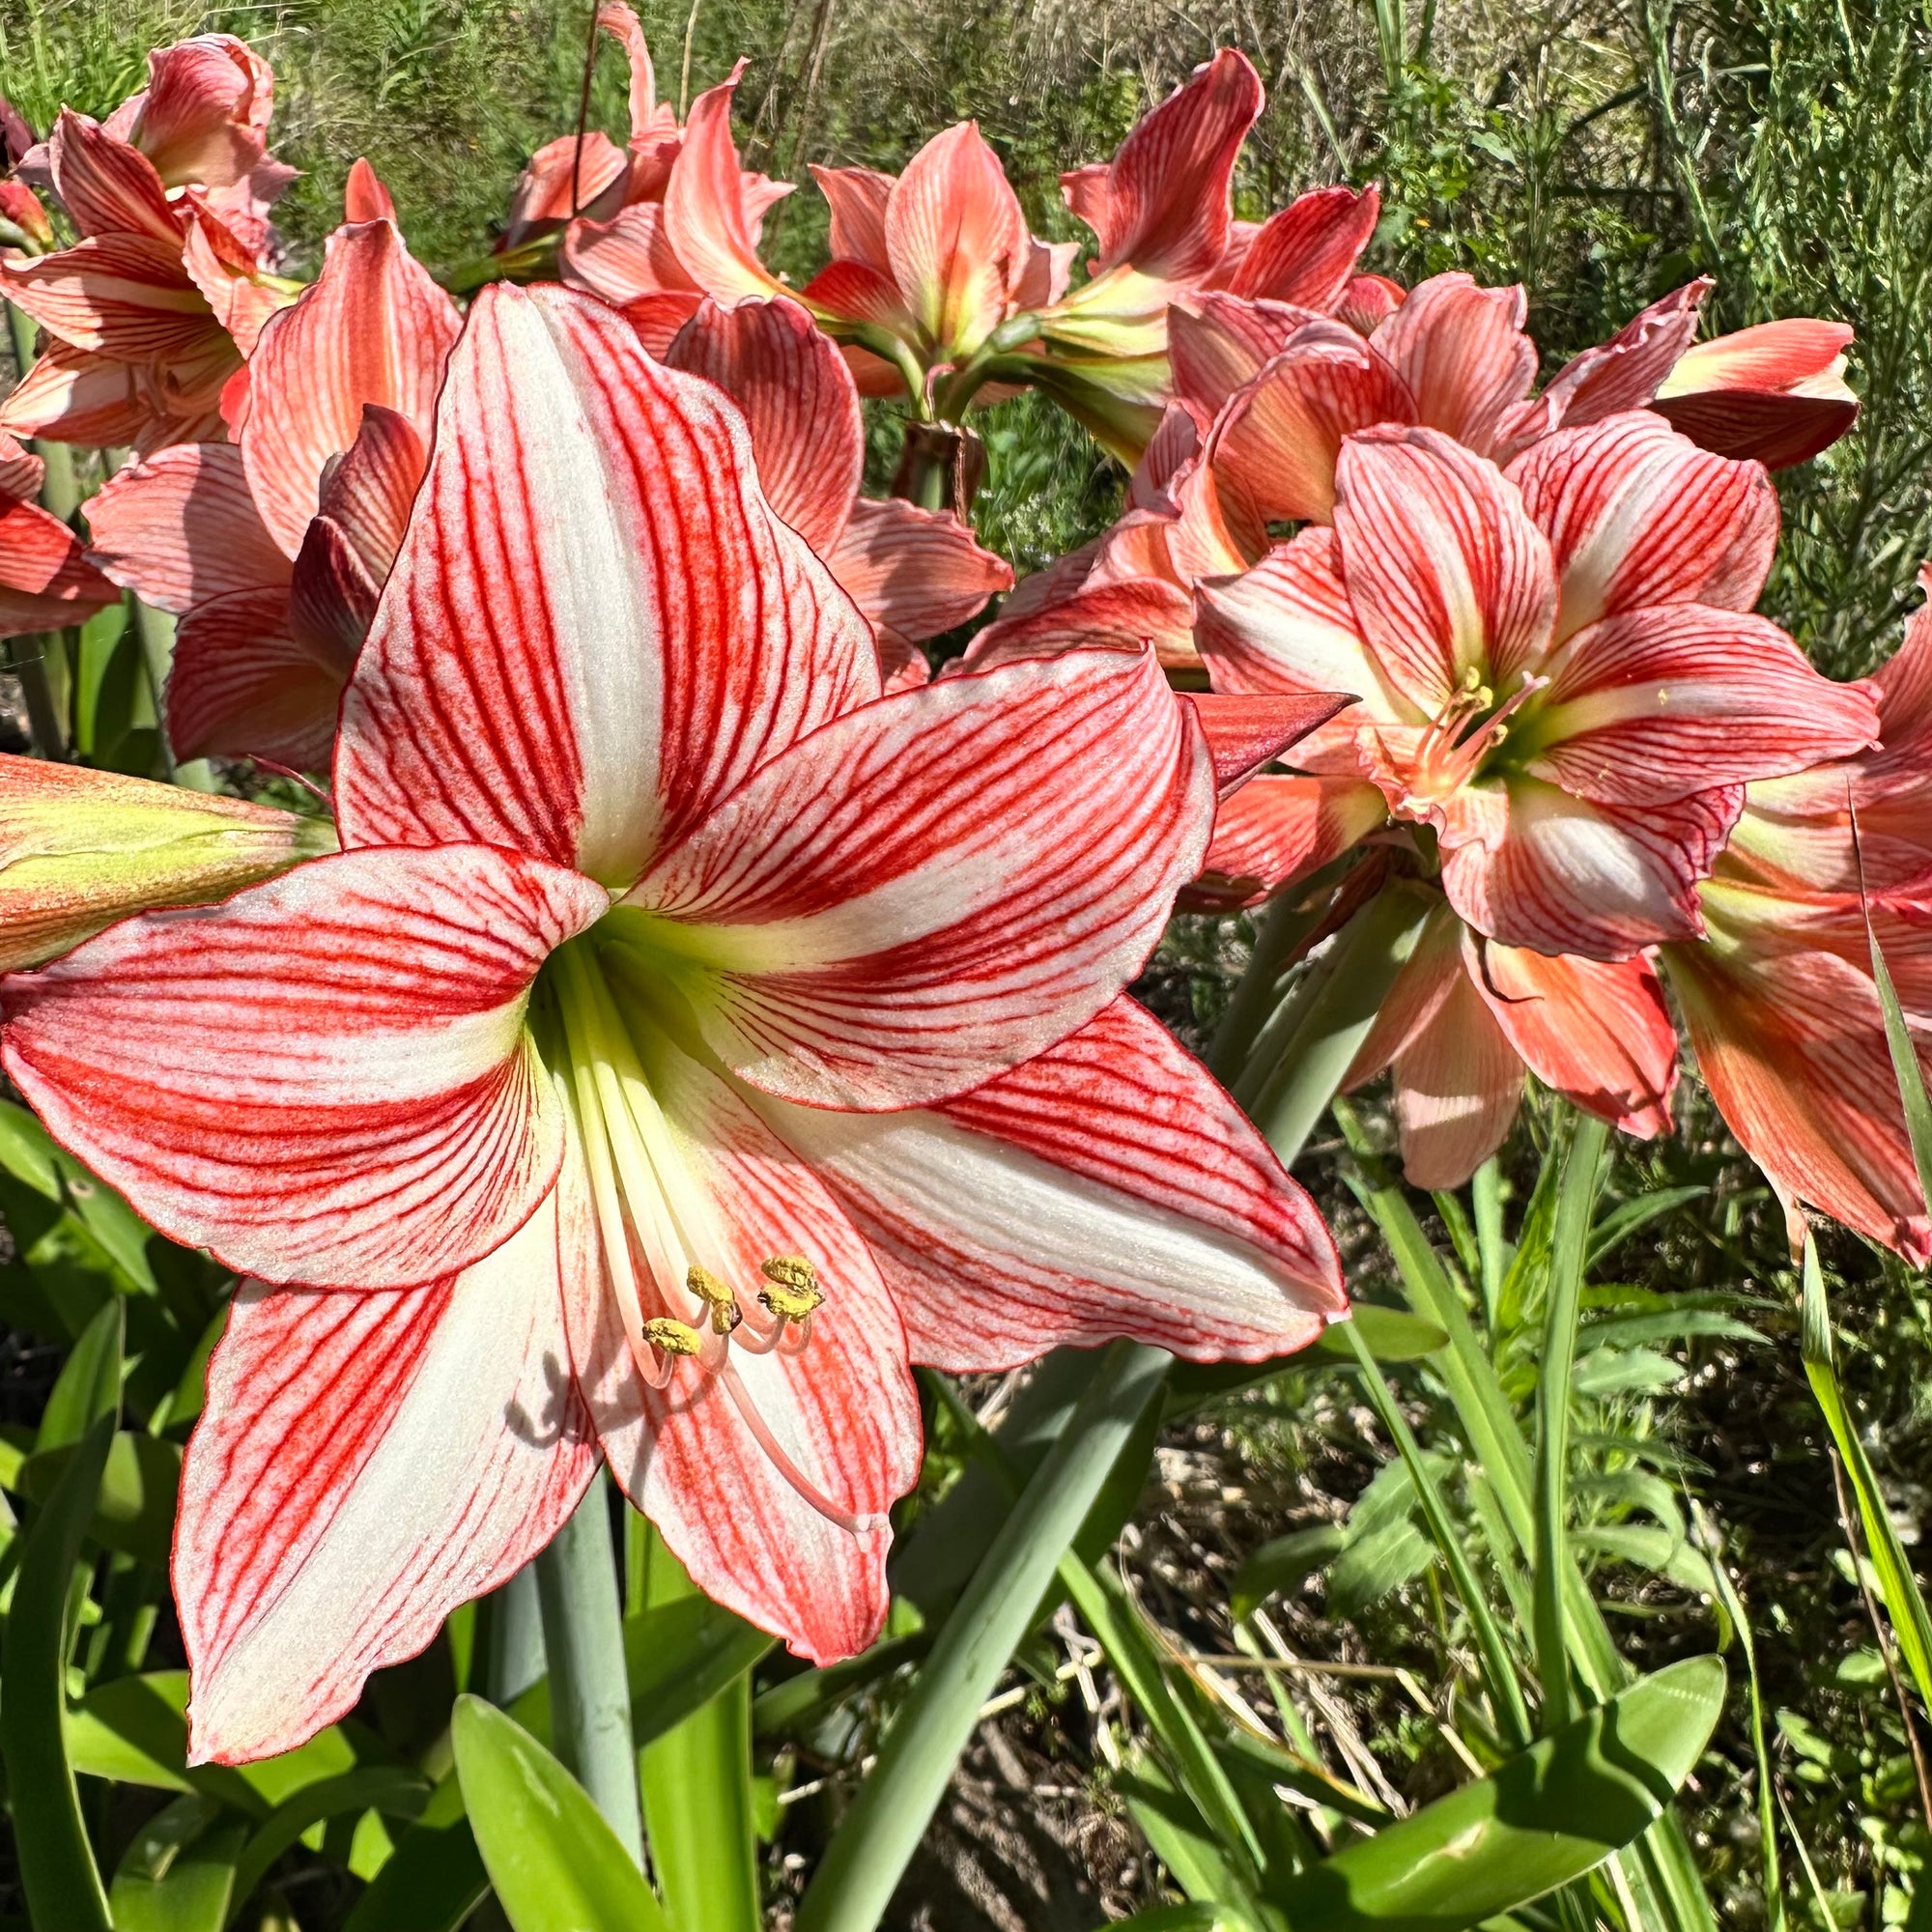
[1,42,297,452]
[0,432,118,637]
[1193,415,1879,959]
[0,283,1345,1763]
[1344,890,1677,1187]
[0,753,333,968]
[1661,574,1932,1261]
[87,166,460,767]
[665,296,1010,683]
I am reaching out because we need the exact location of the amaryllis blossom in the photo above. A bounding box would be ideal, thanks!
[1650,316,1859,470]
[0,753,333,969]
[1343,890,1677,1188]
[0,283,1345,1763]
[87,167,460,768]
[1662,575,1932,1261]
[1193,415,1879,959]
[0,431,118,637]
[1,45,297,452]
[665,296,1009,684]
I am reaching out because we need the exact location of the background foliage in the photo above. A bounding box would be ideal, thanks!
[2,0,1931,1925]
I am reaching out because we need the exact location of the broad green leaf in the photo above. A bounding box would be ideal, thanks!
[1273,1656,1725,1929]
[1577,1310,1761,1351]
[0,1411,115,1931]
[109,1793,245,1932]
[34,1295,123,1451]
[22,1429,181,1566]
[1801,1235,1932,1717]
[1231,1523,1351,1622]
[0,1096,158,1293]
[342,1775,488,1932]
[451,1696,671,1932]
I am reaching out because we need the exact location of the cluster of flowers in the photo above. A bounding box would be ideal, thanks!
[0,18,1915,1776]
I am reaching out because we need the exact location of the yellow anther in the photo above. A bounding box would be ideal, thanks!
[643,1317,702,1356]
[688,1265,745,1335]
[758,1255,825,1322]
[1460,664,1484,692]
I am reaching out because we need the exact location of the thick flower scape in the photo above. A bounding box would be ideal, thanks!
[0,14,1920,1838]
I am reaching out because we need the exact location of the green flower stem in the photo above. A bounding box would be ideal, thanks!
[1532,1111,1608,1734]
[533,1472,644,1864]
[482,1564,547,1708]
[795,1339,1171,1932]
[636,1525,761,1932]
[1205,860,1354,1085]
[1240,883,1432,1167]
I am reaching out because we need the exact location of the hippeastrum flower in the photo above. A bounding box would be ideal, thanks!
[665,296,1010,684]
[0,283,1345,1764]
[1192,415,1880,960]
[1343,890,1676,1188]
[1649,316,1859,470]
[0,430,119,637]
[87,165,460,769]
[1660,576,1932,1261]
[0,753,334,969]
[0,96,294,452]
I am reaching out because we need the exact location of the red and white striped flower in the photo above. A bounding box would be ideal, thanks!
[0,283,1345,1764]
[86,165,460,768]
[1194,415,1880,958]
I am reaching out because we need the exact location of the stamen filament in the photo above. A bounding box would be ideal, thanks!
[719,1361,884,1535]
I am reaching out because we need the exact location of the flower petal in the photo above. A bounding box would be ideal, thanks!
[810,163,896,274]
[623,648,1213,1110]
[1060,50,1263,282]
[1519,279,1710,443]
[884,123,1028,358]
[1388,959,1524,1188]
[1525,606,1881,805]
[335,283,879,887]
[1477,934,1676,1135]
[662,69,786,304]
[1367,273,1537,455]
[1167,293,1324,419]
[561,201,695,304]
[559,1039,917,1664]
[1223,185,1380,311]
[177,1195,598,1764]
[1437,774,1741,958]
[115,35,278,193]
[1508,412,1777,636]
[1653,319,1859,469]
[1332,424,1556,706]
[163,584,342,768]
[2,234,212,359]
[823,497,1011,645]
[1187,771,1387,910]
[666,296,860,555]
[242,217,460,557]
[1,842,607,1286]
[44,109,179,242]
[751,995,1341,1371]
[964,575,1199,674]
[1206,322,1415,527]
[85,440,288,612]
[0,495,120,637]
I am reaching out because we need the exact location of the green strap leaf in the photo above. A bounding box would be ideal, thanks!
[226,1767,430,1926]
[21,1428,181,1567]
[1801,1233,1932,1717]
[34,1296,123,1451]
[1861,867,1932,1214]
[109,1793,246,1932]
[450,1695,670,1932]
[341,1774,488,1932]
[1273,1656,1726,1929]
[1,1410,115,1932]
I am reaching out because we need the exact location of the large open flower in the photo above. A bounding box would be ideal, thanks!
[1,283,1345,1764]
[86,167,460,767]
[1194,415,1879,958]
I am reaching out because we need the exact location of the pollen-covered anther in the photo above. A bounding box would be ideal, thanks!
[687,1264,745,1336]
[642,1316,703,1357]
[757,1254,825,1322]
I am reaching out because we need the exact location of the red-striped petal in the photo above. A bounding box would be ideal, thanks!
[823,497,1010,646]
[1167,294,1324,419]
[662,70,786,303]
[177,1196,598,1764]
[1526,606,1881,805]
[165,584,341,769]
[1519,279,1709,444]
[667,296,860,555]
[112,36,279,194]
[1187,771,1387,909]
[1367,273,1536,456]
[560,1040,918,1664]
[1437,775,1741,958]
[85,440,288,612]
[624,648,1214,1110]
[0,495,120,638]
[1060,50,1262,282]
[1652,320,1859,469]
[1,842,608,1286]
[810,163,896,274]
[2,234,211,359]
[884,123,1028,358]
[1223,185,1379,311]
[44,108,179,242]
[964,575,1199,674]
[1509,412,1777,637]
[335,283,879,887]
[242,217,459,557]
[1332,425,1556,706]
